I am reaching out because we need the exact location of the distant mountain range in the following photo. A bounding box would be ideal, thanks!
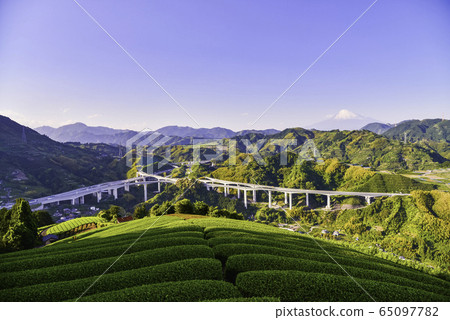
[308,109,377,131]
[35,124,280,144]
[35,123,137,145]
[156,126,236,139]
[0,116,126,200]
[33,116,449,147]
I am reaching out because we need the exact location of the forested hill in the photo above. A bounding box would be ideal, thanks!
[0,116,126,200]
[222,128,449,171]
[383,119,449,143]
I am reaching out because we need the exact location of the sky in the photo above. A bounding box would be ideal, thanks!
[0,0,449,131]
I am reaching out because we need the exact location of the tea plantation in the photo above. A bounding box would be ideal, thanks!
[0,215,449,302]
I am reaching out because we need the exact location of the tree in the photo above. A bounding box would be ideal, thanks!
[193,201,209,215]
[155,201,175,216]
[175,199,194,214]
[134,204,148,219]
[0,208,11,236]
[32,210,53,227]
[149,204,160,217]
[210,208,230,218]
[1,199,38,251]
[98,205,125,222]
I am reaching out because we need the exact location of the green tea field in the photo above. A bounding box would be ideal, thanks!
[0,215,449,302]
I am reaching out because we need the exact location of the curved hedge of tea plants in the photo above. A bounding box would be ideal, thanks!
[0,228,204,264]
[236,271,449,302]
[1,216,449,302]
[76,280,242,302]
[225,254,450,297]
[0,245,214,290]
[212,243,449,289]
[0,258,222,302]
[46,217,104,235]
[0,236,207,272]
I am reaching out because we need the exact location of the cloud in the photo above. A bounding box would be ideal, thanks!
[87,114,101,119]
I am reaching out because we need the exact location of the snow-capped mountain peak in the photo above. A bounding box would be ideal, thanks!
[308,109,377,131]
[334,109,362,120]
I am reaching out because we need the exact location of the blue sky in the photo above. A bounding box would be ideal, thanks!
[0,0,449,131]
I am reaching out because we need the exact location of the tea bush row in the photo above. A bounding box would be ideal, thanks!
[225,254,450,297]
[0,245,214,290]
[236,271,449,302]
[0,258,222,302]
[76,280,241,302]
[0,236,207,272]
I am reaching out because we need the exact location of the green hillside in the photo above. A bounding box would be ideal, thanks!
[383,119,449,143]
[208,157,436,196]
[0,215,448,302]
[0,116,127,200]
[153,127,449,171]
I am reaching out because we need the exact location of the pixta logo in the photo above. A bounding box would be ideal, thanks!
[126,129,172,174]
[126,129,323,174]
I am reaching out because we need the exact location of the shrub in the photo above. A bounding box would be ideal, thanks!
[0,258,222,302]
[236,271,448,302]
[0,245,214,290]
[154,201,175,216]
[77,280,242,302]
[193,201,209,215]
[133,204,148,219]
[175,199,194,214]
[98,205,125,222]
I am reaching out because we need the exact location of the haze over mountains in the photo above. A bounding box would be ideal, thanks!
[308,109,378,131]
[35,123,137,145]
[35,124,281,145]
[33,115,449,147]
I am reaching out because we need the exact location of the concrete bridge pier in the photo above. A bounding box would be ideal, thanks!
[305,193,309,207]
[244,190,248,208]
[158,182,161,193]
[253,190,256,202]
[124,184,130,192]
[284,192,288,204]
[365,196,371,205]
[268,191,272,208]
[113,189,118,200]
[237,189,240,199]
[144,184,148,202]
[96,192,102,203]
[80,196,85,205]
[108,189,112,195]
[326,195,331,210]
